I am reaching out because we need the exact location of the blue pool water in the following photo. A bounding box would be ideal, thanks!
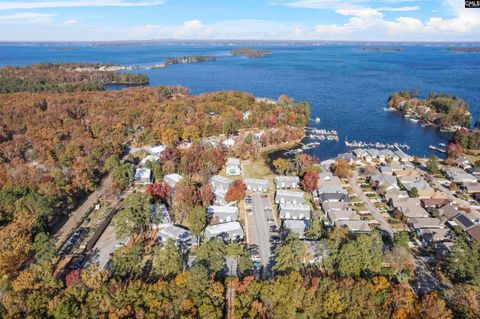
[1,43,480,159]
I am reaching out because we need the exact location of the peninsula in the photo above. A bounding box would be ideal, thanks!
[0,63,148,93]
[387,90,471,131]
[231,48,272,58]
[447,48,480,53]
[360,47,403,52]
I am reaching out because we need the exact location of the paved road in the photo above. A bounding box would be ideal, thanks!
[54,176,114,249]
[247,195,272,267]
[349,172,394,239]
[87,225,124,269]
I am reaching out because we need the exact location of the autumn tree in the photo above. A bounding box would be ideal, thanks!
[273,158,294,175]
[301,171,319,192]
[225,179,246,203]
[198,183,213,207]
[333,159,353,179]
[146,182,171,204]
[161,128,179,146]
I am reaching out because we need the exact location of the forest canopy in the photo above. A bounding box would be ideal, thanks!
[0,63,148,93]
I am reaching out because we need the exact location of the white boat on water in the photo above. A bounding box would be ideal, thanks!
[409,118,419,123]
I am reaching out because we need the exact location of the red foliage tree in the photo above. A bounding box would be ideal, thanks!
[198,184,213,207]
[447,141,463,159]
[160,147,181,163]
[301,171,319,192]
[225,180,246,202]
[65,269,82,287]
[296,153,320,170]
[146,182,171,203]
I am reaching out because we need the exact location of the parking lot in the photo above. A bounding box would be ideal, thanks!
[245,194,278,273]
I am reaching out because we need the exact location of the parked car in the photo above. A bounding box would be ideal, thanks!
[269,225,278,232]
[267,218,275,224]
[270,235,281,244]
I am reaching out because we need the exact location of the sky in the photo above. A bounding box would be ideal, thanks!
[0,0,479,41]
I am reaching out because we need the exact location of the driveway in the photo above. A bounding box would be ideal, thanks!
[246,194,273,268]
[86,225,125,269]
[349,172,394,239]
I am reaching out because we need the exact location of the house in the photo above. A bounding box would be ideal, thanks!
[336,220,371,233]
[158,225,192,246]
[467,225,480,242]
[417,228,454,247]
[444,167,477,184]
[402,181,435,199]
[164,173,183,189]
[148,145,166,156]
[469,166,480,177]
[352,148,367,158]
[274,176,300,189]
[213,189,232,206]
[205,221,244,241]
[394,150,412,162]
[317,183,348,195]
[140,155,159,166]
[451,214,476,231]
[438,204,461,220]
[321,201,349,213]
[463,182,480,194]
[327,210,361,225]
[453,156,471,170]
[409,217,444,230]
[283,219,307,239]
[370,174,398,192]
[318,193,350,203]
[209,175,233,191]
[337,152,362,165]
[384,189,409,202]
[421,198,450,209]
[207,205,239,223]
[150,203,171,229]
[393,167,419,177]
[367,149,380,160]
[279,203,311,220]
[275,190,305,204]
[244,178,269,192]
[391,197,429,218]
[226,158,242,176]
[379,149,398,162]
[135,168,152,185]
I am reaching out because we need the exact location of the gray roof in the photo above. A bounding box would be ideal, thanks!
[209,175,233,189]
[319,193,350,203]
[164,173,183,188]
[205,221,244,241]
[274,176,300,185]
[275,190,305,203]
[279,203,311,220]
[452,214,476,231]
[409,217,443,229]
[244,178,269,189]
[283,219,307,238]
[159,225,191,242]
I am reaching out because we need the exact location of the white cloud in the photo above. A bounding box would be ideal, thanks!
[0,1,164,10]
[63,19,78,25]
[0,12,55,23]
[377,6,419,11]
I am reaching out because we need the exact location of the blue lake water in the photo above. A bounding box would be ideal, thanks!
[1,43,480,159]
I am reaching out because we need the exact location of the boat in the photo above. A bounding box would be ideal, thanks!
[409,118,419,123]
[315,117,321,123]
[439,143,446,147]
